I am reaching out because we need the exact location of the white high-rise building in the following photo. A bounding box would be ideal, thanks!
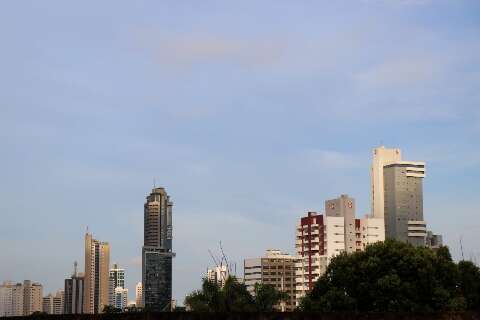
[207,265,229,288]
[0,281,24,317]
[42,291,64,315]
[371,146,402,219]
[113,287,128,310]
[135,282,143,308]
[108,263,125,307]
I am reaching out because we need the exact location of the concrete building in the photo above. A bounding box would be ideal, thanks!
[325,194,356,253]
[372,146,442,248]
[244,250,297,312]
[23,280,43,316]
[295,212,344,303]
[142,187,175,312]
[42,291,64,315]
[64,262,84,314]
[0,281,24,317]
[113,287,128,310]
[295,197,385,304]
[135,282,143,308]
[371,146,402,219]
[207,265,229,288]
[383,161,430,246]
[109,263,125,307]
[84,232,110,314]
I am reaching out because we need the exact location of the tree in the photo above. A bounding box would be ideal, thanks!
[458,260,480,310]
[300,240,470,312]
[102,305,122,313]
[185,276,287,312]
[253,283,288,312]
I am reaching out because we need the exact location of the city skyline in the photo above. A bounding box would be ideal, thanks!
[1,0,479,305]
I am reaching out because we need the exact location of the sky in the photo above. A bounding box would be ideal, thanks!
[0,0,479,304]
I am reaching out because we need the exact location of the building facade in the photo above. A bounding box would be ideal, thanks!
[135,282,143,308]
[42,291,64,315]
[84,233,110,314]
[142,187,175,312]
[0,281,24,317]
[244,250,297,312]
[113,287,128,310]
[207,265,229,288]
[325,194,356,253]
[108,263,126,307]
[371,146,402,219]
[64,263,84,314]
[295,196,385,304]
[383,161,428,246]
[23,280,43,316]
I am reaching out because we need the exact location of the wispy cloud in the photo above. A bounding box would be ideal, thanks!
[146,33,286,68]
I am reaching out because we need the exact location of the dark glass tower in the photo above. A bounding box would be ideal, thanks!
[142,187,174,311]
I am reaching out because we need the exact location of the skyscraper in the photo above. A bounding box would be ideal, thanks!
[84,233,110,314]
[108,263,125,307]
[383,161,428,246]
[372,146,443,247]
[371,146,402,219]
[142,187,175,312]
[64,262,84,314]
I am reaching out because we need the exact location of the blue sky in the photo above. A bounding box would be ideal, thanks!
[1,0,479,303]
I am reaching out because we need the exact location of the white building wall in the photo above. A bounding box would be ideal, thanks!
[324,216,345,258]
[371,146,402,219]
[135,282,143,308]
[361,217,385,247]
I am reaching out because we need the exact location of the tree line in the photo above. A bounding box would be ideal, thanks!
[185,240,480,312]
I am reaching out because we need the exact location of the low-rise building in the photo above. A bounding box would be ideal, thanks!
[244,249,297,312]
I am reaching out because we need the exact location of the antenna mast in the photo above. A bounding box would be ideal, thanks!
[460,236,465,261]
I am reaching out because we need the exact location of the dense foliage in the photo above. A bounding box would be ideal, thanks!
[184,276,286,312]
[300,240,480,312]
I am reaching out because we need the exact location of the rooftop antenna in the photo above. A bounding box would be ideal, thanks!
[73,261,78,277]
[153,178,156,189]
[86,226,89,234]
[460,236,465,261]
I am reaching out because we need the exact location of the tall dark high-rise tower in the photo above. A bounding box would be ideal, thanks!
[142,187,174,311]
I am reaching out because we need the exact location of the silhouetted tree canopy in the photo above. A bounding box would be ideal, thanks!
[184,276,286,312]
[300,240,480,312]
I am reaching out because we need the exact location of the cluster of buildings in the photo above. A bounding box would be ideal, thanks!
[0,187,174,316]
[1,145,444,315]
[209,146,442,311]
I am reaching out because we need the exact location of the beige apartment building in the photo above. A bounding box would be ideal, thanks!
[244,249,297,312]
[23,280,43,316]
[42,290,64,315]
[0,281,24,317]
[84,232,110,314]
